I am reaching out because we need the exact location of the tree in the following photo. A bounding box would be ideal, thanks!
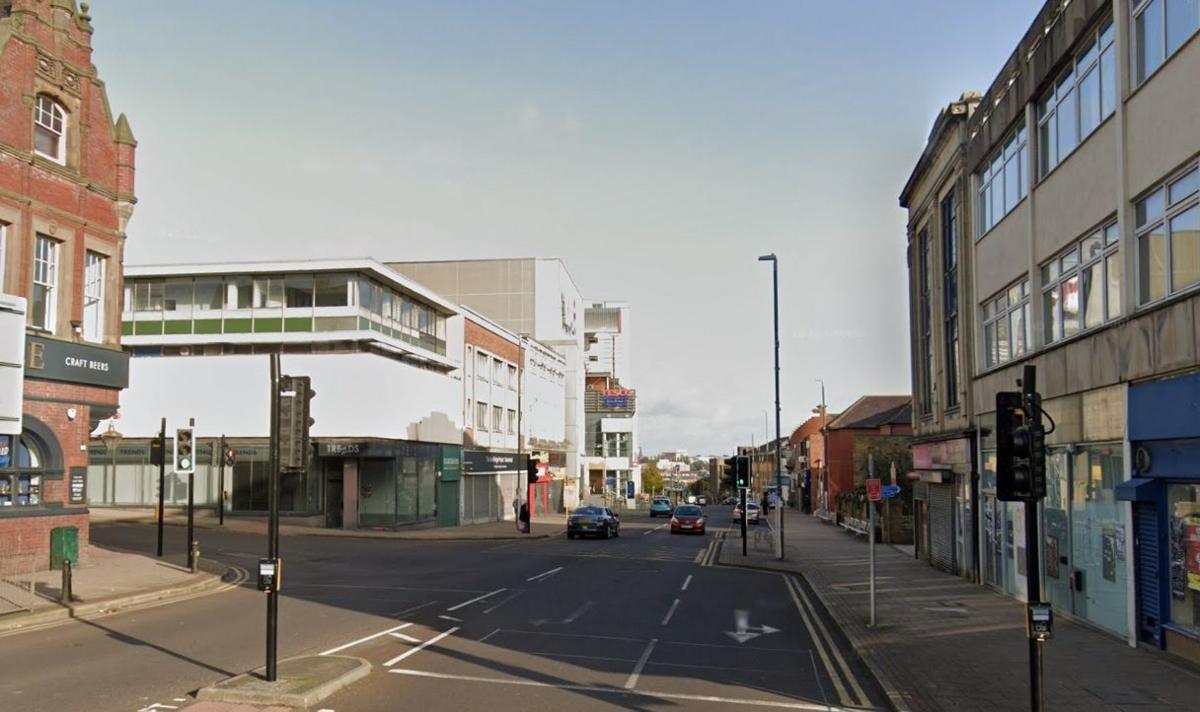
[641,461,664,494]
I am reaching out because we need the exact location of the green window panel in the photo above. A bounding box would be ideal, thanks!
[314,316,357,332]
[224,318,252,334]
[121,321,134,336]
[253,317,283,333]
[284,317,313,332]
[163,319,192,335]
[134,321,164,336]
[359,317,370,330]
[193,319,222,335]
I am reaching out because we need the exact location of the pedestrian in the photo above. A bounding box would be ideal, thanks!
[518,501,530,534]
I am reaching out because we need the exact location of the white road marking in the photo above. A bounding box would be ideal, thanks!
[681,575,693,591]
[390,632,422,643]
[391,600,438,617]
[438,614,464,622]
[172,700,187,704]
[478,627,501,644]
[446,588,507,612]
[388,668,855,710]
[625,637,658,689]
[661,598,681,626]
[784,575,870,708]
[320,622,412,656]
[482,590,522,614]
[643,523,667,536]
[384,627,460,667]
[564,599,595,623]
[137,705,177,711]
[526,566,564,582]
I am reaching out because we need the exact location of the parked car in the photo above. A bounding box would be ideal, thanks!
[567,506,620,539]
[649,497,674,517]
[732,501,761,524]
[670,504,707,535]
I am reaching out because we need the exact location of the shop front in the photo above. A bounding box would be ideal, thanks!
[912,436,974,577]
[461,449,523,525]
[1126,373,1200,662]
[317,440,444,529]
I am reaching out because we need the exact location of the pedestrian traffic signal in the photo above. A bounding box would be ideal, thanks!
[278,375,315,471]
[527,456,540,483]
[174,427,195,475]
[995,390,1046,501]
[225,447,237,467]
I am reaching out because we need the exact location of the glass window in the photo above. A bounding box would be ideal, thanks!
[225,276,252,309]
[1137,0,1166,83]
[193,278,222,310]
[982,279,1029,368]
[1138,164,1200,304]
[1107,252,1123,319]
[284,275,313,309]
[1044,286,1062,343]
[83,251,106,342]
[476,402,489,431]
[477,352,489,382]
[1045,222,1120,339]
[33,95,66,163]
[978,123,1027,234]
[492,405,502,432]
[508,364,518,390]
[254,277,284,309]
[31,235,58,331]
[315,273,351,307]
[163,279,193,314]
[1100,41,1117,117]
[917,229,932,413]
[1165,0,1200,56]
[507,409,516,434]
[1168,483,1200,636]
[1056,84,1078,159]
[1084,261,1105,330]
[1079,67,1100,137]
[1062,274,1081,337]
[1038,20,1116,177]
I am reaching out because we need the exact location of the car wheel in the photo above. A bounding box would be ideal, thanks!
[602,526,611,540]
[567,531,575,539]
[614,526,620,538]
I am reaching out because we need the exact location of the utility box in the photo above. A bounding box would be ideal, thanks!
[50,526,79,570]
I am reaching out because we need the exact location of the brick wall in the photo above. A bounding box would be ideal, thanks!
[0,511,90,567]
[465,318,520,362]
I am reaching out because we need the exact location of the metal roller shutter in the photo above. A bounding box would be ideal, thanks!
[1135,503,1164,648]
[929,483,955,574]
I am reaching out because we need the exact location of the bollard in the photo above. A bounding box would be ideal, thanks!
[60,559,72,604]
[190,541,200,574]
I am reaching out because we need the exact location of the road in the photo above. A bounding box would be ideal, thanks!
[0,512,886,711]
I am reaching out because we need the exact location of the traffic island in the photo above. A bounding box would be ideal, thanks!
[196,655,370,708]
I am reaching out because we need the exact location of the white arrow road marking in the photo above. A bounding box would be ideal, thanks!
[384,627,459,667]
[320,622,412,656]
[531,600,595,627]
[724,609,781,644]
[438,614,463,622]
[446,588,507,612]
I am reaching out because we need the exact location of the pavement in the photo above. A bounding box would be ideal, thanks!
[720,508,1200,712]
[89,507,567,540]
[0,511,886,712]
[0,544,235,636]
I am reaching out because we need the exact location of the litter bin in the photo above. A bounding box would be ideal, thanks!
[50,526,78,570]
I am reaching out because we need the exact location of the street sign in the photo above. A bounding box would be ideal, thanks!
[626,480,635,498]
[881,484,901,499]
[867,478,882,502]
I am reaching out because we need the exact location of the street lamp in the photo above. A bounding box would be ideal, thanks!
[815,378,828,519]
[100,423,124,504]
[758,253,783,560]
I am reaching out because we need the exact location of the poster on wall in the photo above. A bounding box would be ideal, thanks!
[1102,528,1117,583]
[1187,525,1200,592]
[1045,536,1060,579]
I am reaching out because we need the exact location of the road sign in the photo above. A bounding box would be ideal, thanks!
[626,480,635,498]
[867,478,882,502]
[881,484,901,499]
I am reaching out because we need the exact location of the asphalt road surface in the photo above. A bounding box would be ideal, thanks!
[0,512,887,711]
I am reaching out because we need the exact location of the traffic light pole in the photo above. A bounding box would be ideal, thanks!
[218,434,226,526]
[156,417,165,558]
[740,488,747,556]
[1022,366,1044,712]
[266,354,280,682]
[186,416,195,572]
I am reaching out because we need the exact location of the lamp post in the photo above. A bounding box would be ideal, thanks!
[758,253,783,560]
[815,379,828,518]
[100,423,123,505]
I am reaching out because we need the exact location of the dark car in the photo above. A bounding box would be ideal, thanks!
[567,506,620,539]
[722,495,738,506]
[670,504,707,535]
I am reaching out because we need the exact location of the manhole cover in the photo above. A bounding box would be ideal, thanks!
[1086,686,1161,705]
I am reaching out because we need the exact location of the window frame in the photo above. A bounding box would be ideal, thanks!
[476,401,489,432]
[941,192,960,410]
[31,234,59,332]
[1136,163,1200,306]
[981,279,1031,370]
[917,227,933,415]
[1041,221,1121,344]
[83,250,106,343]
[1133,0,1200,86]
[0,221,7,292]
[977,123,1029,237]
[1037,19,1116,179]
[33,94,67,165]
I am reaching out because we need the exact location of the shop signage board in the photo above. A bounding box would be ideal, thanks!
[24,335,129,389]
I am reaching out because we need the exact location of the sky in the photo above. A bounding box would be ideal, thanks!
[91,0,1044,456]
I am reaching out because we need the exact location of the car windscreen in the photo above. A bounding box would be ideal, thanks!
[675,506,701,516]
[574,507,602,516]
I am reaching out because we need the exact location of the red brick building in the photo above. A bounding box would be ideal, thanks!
[0,0,135,568]
[817,396,913,520]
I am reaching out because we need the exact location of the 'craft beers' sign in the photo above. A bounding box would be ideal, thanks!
[25,336,129,389]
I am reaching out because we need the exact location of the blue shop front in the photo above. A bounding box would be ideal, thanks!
[1125,372,1200,664]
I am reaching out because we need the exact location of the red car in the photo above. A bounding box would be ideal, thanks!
[670,504,706,535]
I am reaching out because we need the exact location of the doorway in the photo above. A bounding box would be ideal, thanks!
[324,459,344,528]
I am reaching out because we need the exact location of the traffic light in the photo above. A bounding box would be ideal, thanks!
[526,456,540,483]
[724,455,750,489]
[995,390,1046,501]
[174,427,195,475]
[723,457,738,489]
[278,375,315,471]
[735,456,750,489]
[225,446,237,467]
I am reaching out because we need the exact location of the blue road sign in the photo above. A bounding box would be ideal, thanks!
[626,480,635,498]
[881,484,901,499]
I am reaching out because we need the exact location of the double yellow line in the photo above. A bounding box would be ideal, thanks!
[697,530,725,567]
[783,574,871,709]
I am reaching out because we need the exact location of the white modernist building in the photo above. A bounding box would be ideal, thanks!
[582,300,640,504]
[93,259,467,530]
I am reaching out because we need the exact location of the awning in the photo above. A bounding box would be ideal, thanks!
[1115,477,1160,502]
